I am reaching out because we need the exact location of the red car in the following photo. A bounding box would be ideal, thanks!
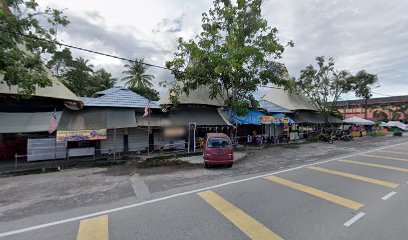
[203,133,234,168]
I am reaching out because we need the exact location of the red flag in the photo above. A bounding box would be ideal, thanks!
[48,109,58,134]
[143,101,151,117]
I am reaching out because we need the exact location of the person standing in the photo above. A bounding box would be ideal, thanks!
[359,126,363,137]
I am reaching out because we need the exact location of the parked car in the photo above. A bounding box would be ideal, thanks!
[203,133,234,168]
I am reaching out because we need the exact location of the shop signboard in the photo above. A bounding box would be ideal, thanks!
[259,116,273,124]
[259,116,286,124]
[56,129,107,142]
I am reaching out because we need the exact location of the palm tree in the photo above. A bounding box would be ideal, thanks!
[122,59,154,88]
[93,68,117,91]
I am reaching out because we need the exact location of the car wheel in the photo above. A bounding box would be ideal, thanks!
[204,163,210,168]
[226,164,233,168]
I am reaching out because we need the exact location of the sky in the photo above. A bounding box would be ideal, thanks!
[36,0,408,100]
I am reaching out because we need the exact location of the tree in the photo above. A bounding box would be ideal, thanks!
[93,68,117,92]
[128,86,160,101]
[0,0,69,95]
[62,57,94,97]
[290,56,354,123]
[165,0,293,115]
[122,59,154,88]
[352,70,378,119]
[46,48,73,77]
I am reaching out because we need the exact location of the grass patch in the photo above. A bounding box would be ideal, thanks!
[370,131,386,137]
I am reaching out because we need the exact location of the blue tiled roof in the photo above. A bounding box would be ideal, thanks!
[259,100,292,113]
[80,87,160,109]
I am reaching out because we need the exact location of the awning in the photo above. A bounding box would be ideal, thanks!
[137,107,229,127]
[58,108,137,130]
[289,111,343,124]
[0,111,62,133]
[232,110,265,125]
[228,110,295,125]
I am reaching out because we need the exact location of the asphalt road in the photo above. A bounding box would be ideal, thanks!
[1,137,408,239]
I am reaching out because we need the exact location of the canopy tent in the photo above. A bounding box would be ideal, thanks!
[384,121,408,131]
[230,110,294,125]
[343,116,375,125]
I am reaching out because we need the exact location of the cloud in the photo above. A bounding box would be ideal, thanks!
[152,14,186,33]
[262,0,408,98]
[54,12,175,96]
[41,0,408,99]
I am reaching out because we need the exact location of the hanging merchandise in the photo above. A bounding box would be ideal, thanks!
[284,123,289,132]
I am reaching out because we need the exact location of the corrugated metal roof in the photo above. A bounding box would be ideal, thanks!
[80,87,160,109]
[136,107,229,126]
[158,84,226,107]
[258,100,292,113]
[262,88,317,111]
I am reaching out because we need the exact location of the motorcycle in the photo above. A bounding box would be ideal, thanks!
[319,134,334,144]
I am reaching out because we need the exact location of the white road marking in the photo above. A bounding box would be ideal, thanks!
[381,191,397,200]
[0,141,407,238]
[343,212,366,227]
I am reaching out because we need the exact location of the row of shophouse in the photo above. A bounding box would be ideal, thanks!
[0,67,343,162]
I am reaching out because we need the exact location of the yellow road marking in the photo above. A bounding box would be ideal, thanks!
[362,154,408,162]
[198,191,283,240]
[380,150,408,155]
[306,166,399,188]
[77,215,109,240]
[264,176,363,210]
[340,160,408,172]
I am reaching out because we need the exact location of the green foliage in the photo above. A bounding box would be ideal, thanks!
[122,58,155,88]
[0,0,69,96]
[47,48,117,96]
[352,70,378,100]
[128,86,160,101]
[351,70,378,118]
[370,130,386,137]
[92,68,117,92]
[290,56,354,123]
[165,0,293,115]
[61,57,94,97]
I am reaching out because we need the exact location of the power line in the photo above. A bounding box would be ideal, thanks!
[0,29,174,71]
[2,29,395,97]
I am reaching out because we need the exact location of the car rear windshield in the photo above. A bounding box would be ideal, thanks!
[207,138,231,148]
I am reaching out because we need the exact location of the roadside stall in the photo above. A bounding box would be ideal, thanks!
[343,116,375,137]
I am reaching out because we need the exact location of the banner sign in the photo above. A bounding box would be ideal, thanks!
[259,116,274,124]
[259,116,289,124]
[56,129,107,142]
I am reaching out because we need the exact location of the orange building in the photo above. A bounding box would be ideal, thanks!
[336,95,408,122]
